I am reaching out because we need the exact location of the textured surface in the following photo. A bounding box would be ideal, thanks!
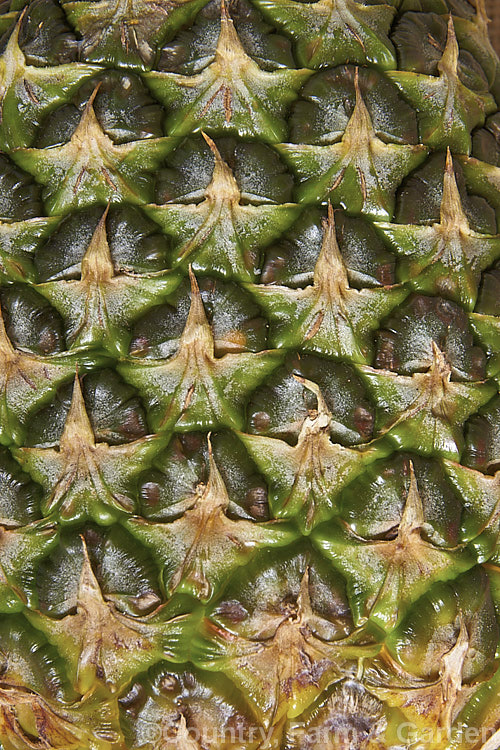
[487,0,500,52]
[0,0,499,749]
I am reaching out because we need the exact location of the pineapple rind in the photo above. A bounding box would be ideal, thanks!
[0,0,499,748]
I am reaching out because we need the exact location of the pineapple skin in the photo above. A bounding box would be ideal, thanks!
[0,0,499,748]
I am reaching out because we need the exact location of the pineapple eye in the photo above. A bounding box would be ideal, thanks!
[375,293,486,380]
[0,154,44,221]
[0,284,65,355]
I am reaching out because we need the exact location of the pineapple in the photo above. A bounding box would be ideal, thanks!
[0,0,499,747]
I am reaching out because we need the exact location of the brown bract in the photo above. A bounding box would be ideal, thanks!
[16,373,161,523]
[250,203,406,361]
[369,617,474,734]
[128,435,289,600]
[205,567,378,727]
[240,376,374,531]
[26,538,181,694]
